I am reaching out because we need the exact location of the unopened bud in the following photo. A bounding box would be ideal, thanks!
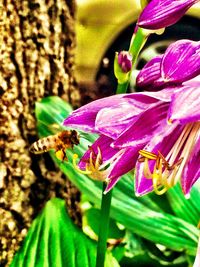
[117,51,132,73]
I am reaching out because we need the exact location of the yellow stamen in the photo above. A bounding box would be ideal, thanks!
[139,122,200,195]
[72,154,92,175]
[167,118,173,125]
[152,158,169,195]
[152,174,168,195]
[139,150,182,195]
[95,147,102,169]
[139,150,157,160]
[73,148,108,182]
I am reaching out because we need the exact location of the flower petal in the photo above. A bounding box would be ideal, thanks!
[138,0,199,30]
[113,102,169,148]
[161,40,200,83]
[181,135,200,196]
[136,55,162,89]
[105,146,142,193]
[168,81,200,124]
[63,90,173,134]
[95,105,139,139]
[96,92,171,139]
[135,159,154,196]
[124,90,172,102]
[63,94,129,132]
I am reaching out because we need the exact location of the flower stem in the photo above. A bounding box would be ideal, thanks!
[95,183,112,267]
[116,27,149,94]
[116,82,129,94]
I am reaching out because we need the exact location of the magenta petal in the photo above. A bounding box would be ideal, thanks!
[135,122,182,196]
[95,105,138,139]
[136,56,162,89]
[168,82,200,124]
[113,102,169,148]
[135,159,154,196]
[95,91,171,139]
[181,136,200,196]
[95,99,149,139]
[138,0,199,30]
[161,40,200,83]
[63,94,128,132]
[79,135,119,169]
[125,88,176,102]
[104,146,142,193]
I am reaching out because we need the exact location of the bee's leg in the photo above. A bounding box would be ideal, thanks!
[55,149,68,161]
[63,150,68,162]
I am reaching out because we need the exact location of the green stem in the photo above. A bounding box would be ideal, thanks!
[116,83,129,94]
[116,27,149,94]
[95,183,112,267]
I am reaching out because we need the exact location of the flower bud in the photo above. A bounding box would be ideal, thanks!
[114,51,133,84]
[117,51,132,73]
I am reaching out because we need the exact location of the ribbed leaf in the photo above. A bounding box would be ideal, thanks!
[167,182,200,225]
[10,198,119,267]
[34,96,200,256]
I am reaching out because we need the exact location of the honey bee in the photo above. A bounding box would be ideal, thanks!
[29,130,80,161]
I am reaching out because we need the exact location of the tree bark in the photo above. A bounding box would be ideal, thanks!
[0,0,81,265]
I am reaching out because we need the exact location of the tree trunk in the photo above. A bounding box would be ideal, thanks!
[0,1,81,265]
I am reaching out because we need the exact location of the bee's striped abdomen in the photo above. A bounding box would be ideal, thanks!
[29,136,56,154]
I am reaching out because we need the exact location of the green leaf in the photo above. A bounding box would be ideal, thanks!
[167,182,200,225]
[35,96,200,256]
[119,232,188,266]
[10,198,119,267]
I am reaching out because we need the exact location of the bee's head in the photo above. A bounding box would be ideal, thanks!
[71,130,80,145]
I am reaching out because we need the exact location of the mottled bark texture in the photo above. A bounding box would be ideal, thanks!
[0,0,81,266]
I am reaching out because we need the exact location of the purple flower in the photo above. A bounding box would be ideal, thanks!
[64,91,171,190]
[136,40,200,90]
[64,79,200,196]
[64,38,200,197]
[138,0,199,30]
[117,51,132,73]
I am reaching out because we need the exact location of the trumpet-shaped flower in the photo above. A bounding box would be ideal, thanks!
[64,83,200,196]
[64,39,200,196]
[138,0,200,30]
[64,90,172,191]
